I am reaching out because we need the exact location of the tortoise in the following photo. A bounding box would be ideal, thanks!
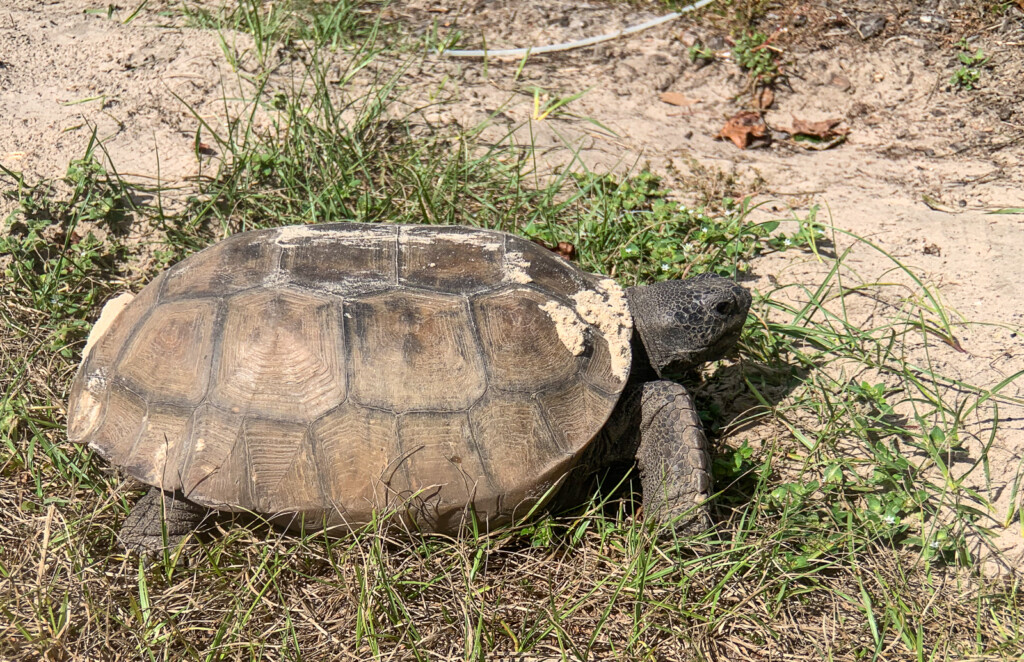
[67,223,750,550]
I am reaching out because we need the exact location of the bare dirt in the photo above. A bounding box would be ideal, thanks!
[2,0,1024,569]
[0,0,242,193]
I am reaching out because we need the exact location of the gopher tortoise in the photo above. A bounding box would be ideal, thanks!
[67,223,750,551]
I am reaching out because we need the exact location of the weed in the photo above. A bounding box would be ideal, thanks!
[951,41,990,91]
[732,29,780,83]
[688,42,715,64]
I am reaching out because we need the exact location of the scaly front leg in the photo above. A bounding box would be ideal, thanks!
[633,380,713,534]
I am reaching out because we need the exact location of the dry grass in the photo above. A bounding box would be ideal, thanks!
[3,484,1022,659]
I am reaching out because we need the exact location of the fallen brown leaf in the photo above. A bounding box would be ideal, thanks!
[531,239,577,261]
[790,117,848,139]
[786,117,849,150]
[659,92,700,107]
[554,241,576,260]
[715,111,767,149]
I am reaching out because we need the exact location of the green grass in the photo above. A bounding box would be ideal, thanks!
[2,2,1024,660]
[175,0,381,60]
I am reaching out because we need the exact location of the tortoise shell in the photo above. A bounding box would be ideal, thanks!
[67,223,633,533]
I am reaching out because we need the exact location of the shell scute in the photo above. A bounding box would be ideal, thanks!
[122,402,193,490]
[471,287,581,392]
[504,234,590,294]
[179,405,245,508]
[395,411,494,530]
[116,298,219,406]
[242,417,321,514]
[163,229,279,300]
[345,290,487,412]
[68,274,165,442]
[211,288,346,422]
[537,381,619,456]
[278,223,397,295]
[87,383,148,475]
[310,403,400,524]
[468,393,567,508]
[398,225,505,293]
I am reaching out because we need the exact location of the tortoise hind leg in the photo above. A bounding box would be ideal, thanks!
[634,380,714,534]
[119,488,208,553]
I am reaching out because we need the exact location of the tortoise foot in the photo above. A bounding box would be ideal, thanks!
[119,488,207,554]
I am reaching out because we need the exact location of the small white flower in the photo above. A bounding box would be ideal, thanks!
[884,515,895,524]
[661,263,670,271]
[784,238,792,246]
[701,226,709,233]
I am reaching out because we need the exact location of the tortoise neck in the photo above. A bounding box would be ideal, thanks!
[626,327,659,385]
[626,286,661,382]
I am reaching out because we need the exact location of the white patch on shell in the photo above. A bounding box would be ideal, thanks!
[78,371,109,446]
[538,300,587,356]
[86,370,108,390]
[572,278,633,381]
[71,378,105,442]
[261,269,290,288]
[399,229,501,251]
[502,251,532,284]
[275,225,391,247]
[82,292,135,362]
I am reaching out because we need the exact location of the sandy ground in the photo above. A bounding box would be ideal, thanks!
[2,0,1023,568]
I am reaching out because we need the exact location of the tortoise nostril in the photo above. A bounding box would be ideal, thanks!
[715,300,734,316]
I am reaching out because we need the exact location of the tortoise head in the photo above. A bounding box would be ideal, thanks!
[626,273,751,378]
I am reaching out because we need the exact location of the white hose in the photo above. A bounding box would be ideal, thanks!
[440,0,717,58]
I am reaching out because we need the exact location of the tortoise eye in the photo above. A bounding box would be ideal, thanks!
[715,300,734,316]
